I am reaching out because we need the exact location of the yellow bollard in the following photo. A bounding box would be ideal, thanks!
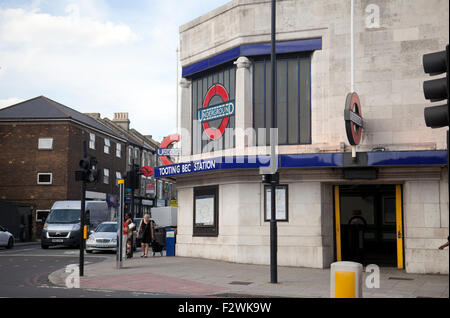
[330,261,363,298]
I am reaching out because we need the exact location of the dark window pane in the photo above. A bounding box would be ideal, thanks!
[265,60,272,146]
[38,174,51,183]
[254,61,266,145]
[299,56,311,144]
[288,58,299,144]
[277,59,288,145]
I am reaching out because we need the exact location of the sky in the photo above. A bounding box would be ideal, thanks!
[0,0,230,141]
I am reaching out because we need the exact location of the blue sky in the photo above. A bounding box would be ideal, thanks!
[0,0,230,141]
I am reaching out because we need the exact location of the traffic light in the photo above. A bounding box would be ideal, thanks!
[423,44,449,128]
[125,164,141,189]
[88,156,99,183]
[76,156,99,183]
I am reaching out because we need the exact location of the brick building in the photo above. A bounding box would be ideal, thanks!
[92,112,163,217]
[0,96,127,240]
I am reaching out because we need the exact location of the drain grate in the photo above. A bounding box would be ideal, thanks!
[388,277,414,281]
[229,281,253,285]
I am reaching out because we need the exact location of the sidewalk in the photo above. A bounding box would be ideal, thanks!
[49,254,449,298]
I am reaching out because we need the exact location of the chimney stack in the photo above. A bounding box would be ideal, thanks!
[85,113,101,119]
[113,112,130,130]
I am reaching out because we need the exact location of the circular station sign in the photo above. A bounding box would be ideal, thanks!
[344,92,364,146]
[201,84,232,140]
[159,134,180,166]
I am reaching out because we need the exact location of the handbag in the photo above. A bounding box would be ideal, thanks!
[128,222,136,231]
[137,220,144,239]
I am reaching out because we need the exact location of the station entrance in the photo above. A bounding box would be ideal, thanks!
[334,184,404,268]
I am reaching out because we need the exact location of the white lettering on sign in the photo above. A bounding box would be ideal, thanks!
[156,159,217,177]
[194,160,216,172]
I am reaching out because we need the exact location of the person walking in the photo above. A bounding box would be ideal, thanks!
[137,214,154,258]
[124,213,135,258]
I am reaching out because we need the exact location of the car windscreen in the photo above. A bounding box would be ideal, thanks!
[46,209,80,224]
[95,223,118,233]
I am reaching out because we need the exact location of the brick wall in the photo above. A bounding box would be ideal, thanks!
[0,121,127,240]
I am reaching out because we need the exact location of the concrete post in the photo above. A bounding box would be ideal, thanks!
[179,78,192,160]
[234,56,253,155]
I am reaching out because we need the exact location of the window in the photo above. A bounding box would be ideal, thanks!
[128,147,133,165]
[36,210,50,223]
[116,143,121,158]
[264,184,289,222]
[104,138,110,154]
[142,151,146,167]
[103,169,109,184]
[193,185,219,237]
[191,64,236,155]
[253,53,312,145]
[38,138,53,150]
[89,133,96,149]
[134,148,139,161]
[37,173,52,185]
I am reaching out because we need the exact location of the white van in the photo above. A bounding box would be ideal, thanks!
[41,201,110,249]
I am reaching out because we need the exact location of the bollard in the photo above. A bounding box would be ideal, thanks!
[330,261,363,298]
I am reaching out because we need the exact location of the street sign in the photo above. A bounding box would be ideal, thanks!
[344,92,364,145]
[157,148,180,156]
[159,134,180,166]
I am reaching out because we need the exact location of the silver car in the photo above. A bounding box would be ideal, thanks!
[86,222,118,253]
[0,225,14,249]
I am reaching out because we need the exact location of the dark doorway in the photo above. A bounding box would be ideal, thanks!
[339,185,397,267]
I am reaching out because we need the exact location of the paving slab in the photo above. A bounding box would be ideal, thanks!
[48,255,449,298]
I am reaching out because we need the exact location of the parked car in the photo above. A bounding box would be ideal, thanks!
[0,225,14,249]
[41,200,110,249]
[86,222,118,253]
[86,221,137,253]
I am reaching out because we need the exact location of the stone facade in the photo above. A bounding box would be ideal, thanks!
[176,0,449,274]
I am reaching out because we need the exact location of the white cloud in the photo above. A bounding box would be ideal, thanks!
[0,0,230,139]
[0,7,138,48]
[0,97,24,109]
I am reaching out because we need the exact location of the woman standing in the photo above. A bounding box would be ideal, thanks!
[137,214,154,258]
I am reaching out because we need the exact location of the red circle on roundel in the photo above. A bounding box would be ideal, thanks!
[202,84,230,140]
[140,166,154,177]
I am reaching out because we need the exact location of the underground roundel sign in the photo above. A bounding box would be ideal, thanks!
[198,84,235,140]
[344,92,364,146]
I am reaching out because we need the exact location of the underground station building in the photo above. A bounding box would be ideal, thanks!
[155,0,449,274]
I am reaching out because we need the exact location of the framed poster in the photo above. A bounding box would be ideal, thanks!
[193,185,219,237]
[264,185,289,222]
[195,196,215,226]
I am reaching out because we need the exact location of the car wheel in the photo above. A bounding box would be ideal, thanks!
[6,238,14,249]
[41,244,49,249]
